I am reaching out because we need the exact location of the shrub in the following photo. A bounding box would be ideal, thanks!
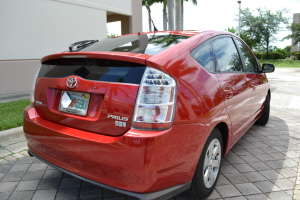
[268,52,284,59]
[255,53,266,59]
[291,52,300,60]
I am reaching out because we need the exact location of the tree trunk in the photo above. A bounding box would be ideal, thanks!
[163,1,168,31]
[181,2,183,30]
[148,13,152,31]
[265,36,270,59]
[167,0,174,30]
[174,0,181,30]
[266,42,269,59]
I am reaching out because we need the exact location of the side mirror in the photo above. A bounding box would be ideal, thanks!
[262,63,275,73]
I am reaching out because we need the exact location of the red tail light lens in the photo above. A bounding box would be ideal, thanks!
[133,67,176,130]
[30,69,40,106]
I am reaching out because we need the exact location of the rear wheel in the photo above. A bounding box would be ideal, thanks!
[256,93,270,125]
[186,128,223,199]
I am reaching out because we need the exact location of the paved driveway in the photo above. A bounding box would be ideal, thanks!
[0,68,300,200]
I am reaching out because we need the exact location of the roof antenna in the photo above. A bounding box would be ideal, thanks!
[151,19,158,32]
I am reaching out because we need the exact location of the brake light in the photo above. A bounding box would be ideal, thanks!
[30,68,40,106]
[133,67,176,130]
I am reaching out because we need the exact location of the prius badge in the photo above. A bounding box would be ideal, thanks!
[108,114,128,127]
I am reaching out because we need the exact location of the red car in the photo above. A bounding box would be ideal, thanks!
[24,30,274,199]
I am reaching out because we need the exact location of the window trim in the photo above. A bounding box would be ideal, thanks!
[190,34,263,75]
[232,37,262,74]
[190,39,216,73]
[211,35,244,74]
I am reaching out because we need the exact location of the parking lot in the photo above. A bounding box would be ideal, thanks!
[0,68,300,200]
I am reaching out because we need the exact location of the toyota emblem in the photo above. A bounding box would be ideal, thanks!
[66,77,78,88]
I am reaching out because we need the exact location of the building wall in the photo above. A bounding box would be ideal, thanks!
[0,0,142,95]
[0,60,40,95]
[107,0,142,35]
[0,0,108,60]
[57,0,132,15]
[291,13,300,52]
[131,0,143,33]
[107,14,130,35]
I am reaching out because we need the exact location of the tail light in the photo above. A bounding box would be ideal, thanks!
[30,68,40,106]
[133,67,177,130]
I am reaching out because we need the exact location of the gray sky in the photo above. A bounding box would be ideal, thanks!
[142,0,300,48]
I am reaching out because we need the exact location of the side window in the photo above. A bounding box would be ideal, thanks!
[212,37,243,72]
[191,40,214,72]
[236,40,260,73]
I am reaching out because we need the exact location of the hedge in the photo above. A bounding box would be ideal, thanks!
[291,52,300,60]
[254,53,266,59]
[254,52,284,59]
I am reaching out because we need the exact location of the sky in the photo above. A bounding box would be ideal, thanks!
[140,0,300,48]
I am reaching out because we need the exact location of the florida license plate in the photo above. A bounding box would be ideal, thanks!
[59,91,90,116]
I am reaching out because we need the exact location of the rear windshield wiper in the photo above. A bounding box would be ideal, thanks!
[69,40,98,52]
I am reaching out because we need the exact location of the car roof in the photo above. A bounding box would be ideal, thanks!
[125,30,203,37]
[124,30,232,37]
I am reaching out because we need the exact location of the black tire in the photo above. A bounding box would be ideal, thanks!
[186,128,223,199]
[255,93,270,125]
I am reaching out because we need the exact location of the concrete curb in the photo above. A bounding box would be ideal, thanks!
[0,92,30,103]
[0,126,26,147]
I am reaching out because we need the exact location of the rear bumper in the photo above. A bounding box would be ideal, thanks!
[23,105,209,196]
[29,150,191,200]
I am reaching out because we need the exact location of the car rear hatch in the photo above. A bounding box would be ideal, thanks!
[33,52,151,136]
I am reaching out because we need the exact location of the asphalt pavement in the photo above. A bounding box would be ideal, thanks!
[0,68,300,200]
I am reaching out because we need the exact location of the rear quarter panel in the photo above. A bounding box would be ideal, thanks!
[147,31,233,149]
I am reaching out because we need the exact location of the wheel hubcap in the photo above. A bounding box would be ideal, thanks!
[203,138,221,188]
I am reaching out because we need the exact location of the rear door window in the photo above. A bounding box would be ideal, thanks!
[212,37,243,72]
[191,40,214,73]
[235,39,260,73]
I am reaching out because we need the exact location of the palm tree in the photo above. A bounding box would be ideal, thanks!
[148,34,189,48]
[150,0,168,30]
[144,0,197,31]
[175,0,181,30]
[155,0,169,31]
[181,0,197,30]
[142,0,155,31]
[167,0,174,30]
[162,0,168,30]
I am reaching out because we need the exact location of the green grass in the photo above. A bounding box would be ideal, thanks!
[0,99,30,131]
[259,59,300,68]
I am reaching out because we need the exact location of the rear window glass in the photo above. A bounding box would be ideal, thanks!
[39,58,146,84]
[77,34,190,55]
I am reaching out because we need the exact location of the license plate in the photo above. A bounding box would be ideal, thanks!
[59,91,90,116]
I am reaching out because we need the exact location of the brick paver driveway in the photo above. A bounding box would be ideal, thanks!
[1,68,300,200]
[0,107,299,200]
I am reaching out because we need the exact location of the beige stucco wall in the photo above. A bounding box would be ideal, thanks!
[0,60,40,95]
[56,0,132,15]
[0,0,142,96]
[131,0,143,33]
[0,0,107,60]
[107,0,142,35]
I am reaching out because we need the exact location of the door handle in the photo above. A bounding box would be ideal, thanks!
[250,82,256,90]
[223,86,234,99]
